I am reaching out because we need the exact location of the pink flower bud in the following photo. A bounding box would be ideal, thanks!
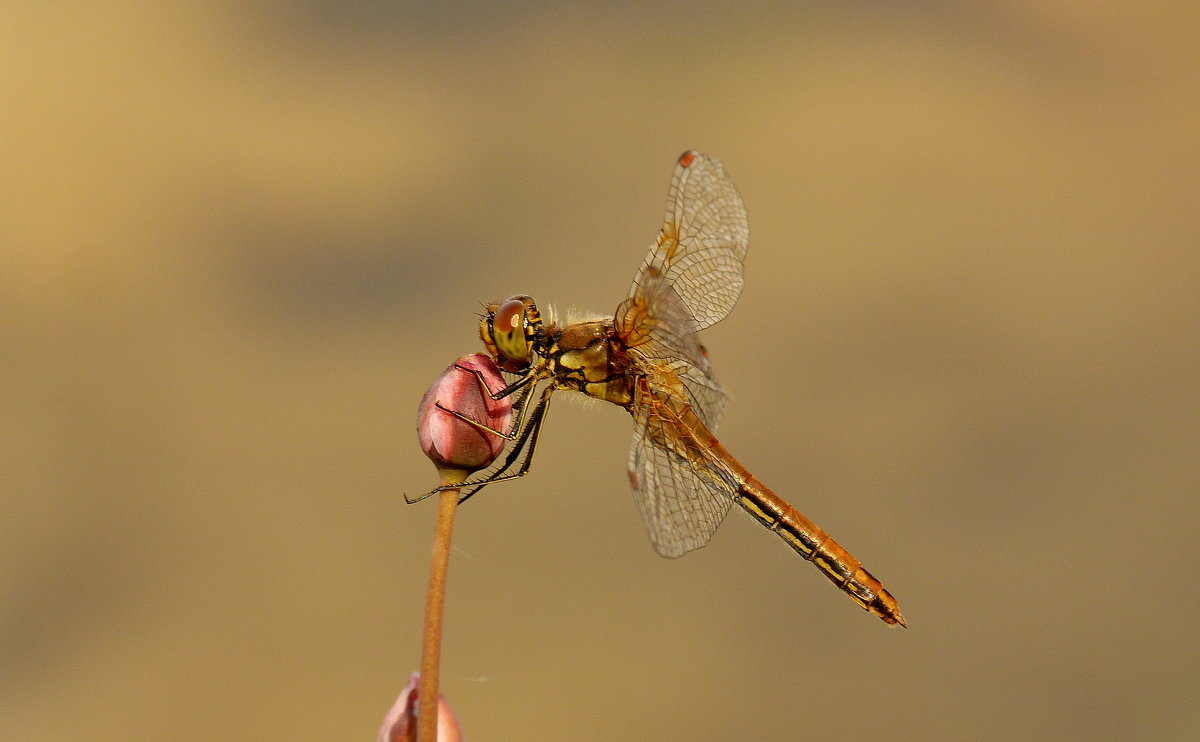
[417,353,514,479]
[377,673,463,742]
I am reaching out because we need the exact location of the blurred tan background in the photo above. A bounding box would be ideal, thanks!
[3,2,1198,740]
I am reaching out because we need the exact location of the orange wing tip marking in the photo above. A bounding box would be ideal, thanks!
[678,150,698,168]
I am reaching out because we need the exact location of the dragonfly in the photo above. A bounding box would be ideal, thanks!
[421,151,905,626]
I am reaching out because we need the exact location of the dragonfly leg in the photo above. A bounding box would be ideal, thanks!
[406,384,554,504]
[456,383,555,504]
[433,379,533,441]
[453,361,540,401]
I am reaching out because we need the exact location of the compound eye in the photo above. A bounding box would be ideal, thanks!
[492,298,530,364]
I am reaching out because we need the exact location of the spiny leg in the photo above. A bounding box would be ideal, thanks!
[456,384,556,504]
[407,358,552,504]
[407,384,555,504]
[454,361,540,401]
[434,378,534,441]
[403,382,536,505]
[453,381,556,501]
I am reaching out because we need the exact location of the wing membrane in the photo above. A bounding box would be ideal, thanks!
[625,150,750,332]
[617,272,729,427]
[616,151,747,429]
[616,151,751,557]
[628,383,738,558]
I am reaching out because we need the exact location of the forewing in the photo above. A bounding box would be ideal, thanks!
[616,152,745,428]
[627,382,737,559]
[617,273,729,428]
[629,150,750,332]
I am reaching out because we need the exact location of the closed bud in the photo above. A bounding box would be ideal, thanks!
[417,353,513,482]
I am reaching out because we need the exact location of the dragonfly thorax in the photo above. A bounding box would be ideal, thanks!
[481,294,544,372]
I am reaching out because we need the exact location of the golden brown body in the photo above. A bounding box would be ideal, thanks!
[532,313,905,625]
[455,151,904,626]
[625,373,905,626]
[544,319,633,408]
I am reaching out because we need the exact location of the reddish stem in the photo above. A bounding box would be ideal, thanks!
[417,483,461,742]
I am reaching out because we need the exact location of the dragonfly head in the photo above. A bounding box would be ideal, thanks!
[481,295,543,372]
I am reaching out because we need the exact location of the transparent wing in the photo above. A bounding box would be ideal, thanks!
[615,151,747,429]
[617,151,751,556]
[624,150,750,332]
[618,272,729,427]
[627,381,738,558]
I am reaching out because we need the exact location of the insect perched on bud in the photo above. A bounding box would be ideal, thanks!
[410,152,906,626]
[416,353,513,485]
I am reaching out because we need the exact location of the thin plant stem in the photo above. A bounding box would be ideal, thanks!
[417,483,460,742]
